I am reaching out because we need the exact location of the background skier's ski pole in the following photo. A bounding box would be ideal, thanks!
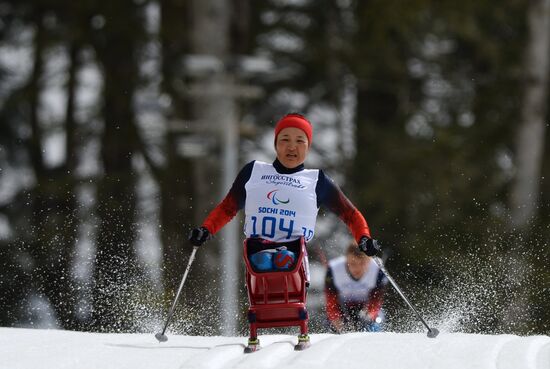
[155,246,199,342]
[373,256,439,338]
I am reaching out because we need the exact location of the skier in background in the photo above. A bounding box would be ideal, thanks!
[325,242,388,333]
[188,113,381,351]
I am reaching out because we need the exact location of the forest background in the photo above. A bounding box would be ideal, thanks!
[0,0,548,336]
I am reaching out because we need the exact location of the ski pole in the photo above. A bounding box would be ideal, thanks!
[373,256,439,338]
[155,246,199,342]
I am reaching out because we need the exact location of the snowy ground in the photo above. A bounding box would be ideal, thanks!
[1,328,549,369]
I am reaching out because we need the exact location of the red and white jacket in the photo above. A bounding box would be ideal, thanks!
[325,256,387,325]
[201,159,370,243]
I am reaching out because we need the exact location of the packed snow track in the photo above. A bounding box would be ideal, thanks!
[1,328,549,369]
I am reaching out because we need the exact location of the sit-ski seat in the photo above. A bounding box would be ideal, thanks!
[243,237,309,340]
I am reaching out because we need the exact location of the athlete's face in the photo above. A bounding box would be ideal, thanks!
[275,127,310,168]
[347,254,369,279]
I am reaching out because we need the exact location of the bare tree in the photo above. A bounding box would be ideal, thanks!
[89,0,144,331]
[510,0,550,229]
[156,0,197,297]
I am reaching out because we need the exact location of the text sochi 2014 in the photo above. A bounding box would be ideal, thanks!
[258,207,296,217]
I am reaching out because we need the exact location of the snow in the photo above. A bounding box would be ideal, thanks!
[1,327,549,369]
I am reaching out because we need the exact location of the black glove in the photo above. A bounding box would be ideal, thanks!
[358,236,380,256]
[189,226,211,246]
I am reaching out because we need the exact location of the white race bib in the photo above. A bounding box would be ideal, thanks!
[244,161,319,242]
[329,256,380,303]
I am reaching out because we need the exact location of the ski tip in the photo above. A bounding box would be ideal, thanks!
[294,342,311,351]
[243,346,258,354]
[427,328,439,338]
[155,333,168,342]
[244,344,261,353]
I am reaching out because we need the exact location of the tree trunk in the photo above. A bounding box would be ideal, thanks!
[506,0,550,333]
[185,0,241,335]
[90,1,141,332]
[510,0,550,229]
[38,41,82,331]
[158,0,197,297]
[21,9,83,330]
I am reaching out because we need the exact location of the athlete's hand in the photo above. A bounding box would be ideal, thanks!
[189,227,211,247]
[358,236,380,257]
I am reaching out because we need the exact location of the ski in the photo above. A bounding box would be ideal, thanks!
[244,335,311,353]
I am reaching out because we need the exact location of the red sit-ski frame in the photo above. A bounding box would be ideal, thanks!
[243,237,309,339]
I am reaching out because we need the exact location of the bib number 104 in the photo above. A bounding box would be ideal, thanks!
[250,215,313,240]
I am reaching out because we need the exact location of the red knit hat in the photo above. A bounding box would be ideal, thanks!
[274,114,313,146]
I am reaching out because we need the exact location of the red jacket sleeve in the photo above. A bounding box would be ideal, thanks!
[335,200,370,243]
[324,267,343,322]
[317,171,371,242]
[366,287,385,320]
[366,270,387,320]
[202,194,240,235]
[201,161,254,235]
